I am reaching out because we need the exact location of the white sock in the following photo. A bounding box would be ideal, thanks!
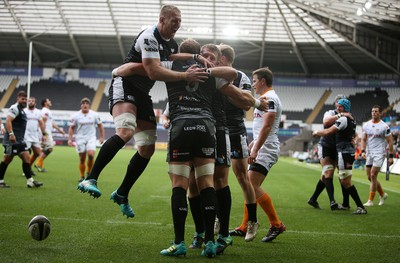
[27,177,34,184]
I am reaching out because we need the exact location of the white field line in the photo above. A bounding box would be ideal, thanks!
[282,159,400,194]
[3,213,399,239]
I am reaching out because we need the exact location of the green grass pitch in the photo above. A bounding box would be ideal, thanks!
[0,146,399,262]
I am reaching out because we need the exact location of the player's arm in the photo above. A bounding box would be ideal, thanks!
[248,111,276,163]
[143,57,208,83]
[52,122,65,135]
[5,115,16,143]
[219,83,266,111]
[112,62,147,77]
[112,53,213,78]
[97,123,105,144]
[0,118,4,134]
[67,124,75,146]
[360,131,367,159]
[313,125,339,137]
[38,119,47,136]
[168,53,214,68]
[386,133,395,166]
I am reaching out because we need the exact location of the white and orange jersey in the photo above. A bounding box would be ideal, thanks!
[69,110,102,140]
[24,107,41,142]
[252,89,282,144]
[362,119,391,155]
[41,107,53,134]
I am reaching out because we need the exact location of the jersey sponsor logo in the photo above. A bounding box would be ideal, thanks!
[185,82,199,92]
[183,124,206,132]
[178,95,200,102]
[144,47,158,52]
[202,147,215,156]
[172,149,189,159]
[253,112,263,118]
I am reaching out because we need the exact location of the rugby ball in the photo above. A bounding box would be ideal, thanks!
[28,215,51,241]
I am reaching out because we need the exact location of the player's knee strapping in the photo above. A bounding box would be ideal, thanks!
[322,164,334,174]
[168,164,191,178]
[134,130,157,146]
[114,113,137,131]
[339,169,352,179]
[195,163,214,178]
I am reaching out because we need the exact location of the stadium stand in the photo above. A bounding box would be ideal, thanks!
[5,78,96,110]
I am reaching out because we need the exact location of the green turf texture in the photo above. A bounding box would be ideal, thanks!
[0,146,399,262]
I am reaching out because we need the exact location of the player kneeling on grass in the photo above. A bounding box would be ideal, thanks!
[313,99,367,215]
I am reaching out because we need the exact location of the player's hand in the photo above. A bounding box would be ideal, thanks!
[257,97,269,111]
[248,151,257,164]
[99,139,104,144]
[361,152,366,159]
[197,55,215,68]
[185,65,209,83]
[163,120,170,129]
[312,130,320,137]
[67,139,74,146]
[388,158,394,166]
[9,134,16,143]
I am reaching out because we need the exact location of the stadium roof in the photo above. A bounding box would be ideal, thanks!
[1,0,399,77]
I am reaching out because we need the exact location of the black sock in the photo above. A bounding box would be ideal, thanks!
[246,203,257,223]
[0,161,8,180]
[310,179,326,201]
[324,178,336,203]
[200,187,217,243]
[346,185,364,208]
[188,195,204,234]
[86,135,125,181]
[22,162,34,179]
[117,152,150,196]
[216,186,231,237]
[171,187,188,244]
[341,183,350,207]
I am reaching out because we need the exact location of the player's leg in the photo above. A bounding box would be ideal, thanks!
[0,148,14,187]
[308,144,325,209]
[250,142,285,242]
[82,77,137,188]
[339,152,366,214]
[20,147,42,188]
[194,158,217,258]
[229,133,257,235]
[188,166,205,249]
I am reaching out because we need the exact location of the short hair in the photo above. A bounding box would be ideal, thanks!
[218,44,235,64]
[41,98,48,107]
[372,105,382,112]
[201,44,222,60]
[160,5,180,17]
[17,90,27,98]
[252,67,273,87]
[179,38,201,54]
